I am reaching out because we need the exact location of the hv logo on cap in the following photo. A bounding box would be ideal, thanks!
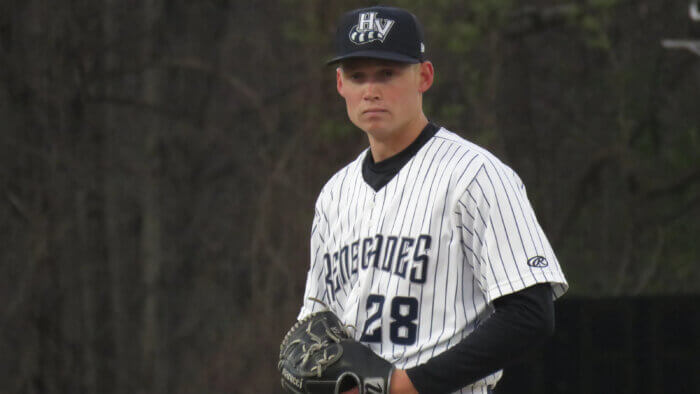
[327,6,427,65]
[349,12,395,44]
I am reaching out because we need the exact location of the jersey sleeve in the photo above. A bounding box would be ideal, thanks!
[297,196,331,320]
[457,161,568,304]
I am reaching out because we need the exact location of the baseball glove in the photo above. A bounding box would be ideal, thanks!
[278,302,394,394]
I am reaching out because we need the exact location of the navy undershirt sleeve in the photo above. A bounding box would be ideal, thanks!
[405,283,555,393]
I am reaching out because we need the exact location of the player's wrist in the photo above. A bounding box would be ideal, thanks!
[390,369,419,394]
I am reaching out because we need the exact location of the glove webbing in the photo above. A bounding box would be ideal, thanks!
[279,298,355,378]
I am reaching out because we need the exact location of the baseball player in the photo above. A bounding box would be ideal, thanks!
[297,6,568,393]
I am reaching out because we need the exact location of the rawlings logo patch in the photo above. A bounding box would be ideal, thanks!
[527,256,549,268]
[349,12,395,44]
[282,368,303,389]
[364,378,385,394]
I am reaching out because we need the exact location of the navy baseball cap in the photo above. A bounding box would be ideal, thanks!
[327,6,427,65]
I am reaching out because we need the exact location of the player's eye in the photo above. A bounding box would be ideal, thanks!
[376,68,399,82]
[378,69,395,79]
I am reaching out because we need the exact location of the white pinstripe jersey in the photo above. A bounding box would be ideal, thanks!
[298,127,568,393]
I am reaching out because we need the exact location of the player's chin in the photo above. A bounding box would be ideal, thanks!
[358,118,391,135]
[360,124,390,138]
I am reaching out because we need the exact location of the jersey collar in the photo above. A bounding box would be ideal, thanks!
[362,122,439,191]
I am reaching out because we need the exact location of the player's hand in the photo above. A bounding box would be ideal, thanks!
[390,369,419,394]
[341,388,359,394]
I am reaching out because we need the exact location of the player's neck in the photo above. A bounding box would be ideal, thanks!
[368,114,429,163]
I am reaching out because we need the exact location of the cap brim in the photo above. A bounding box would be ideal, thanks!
[326,50,421,65]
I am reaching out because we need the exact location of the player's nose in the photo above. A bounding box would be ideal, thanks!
[362,81,381,101]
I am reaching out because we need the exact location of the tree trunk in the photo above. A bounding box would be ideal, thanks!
[76,190,98,394]
[102,0,128,391]
[140,1,165,393]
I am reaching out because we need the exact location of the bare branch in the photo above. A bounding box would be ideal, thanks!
[157,57,277,134]
[5,191,31,223]
[159,57,262,105]
[505,4,579,37]
[645,167,700,199]
[633,228,666,294]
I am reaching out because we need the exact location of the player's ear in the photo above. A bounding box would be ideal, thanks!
[417,61,434,93]
[336,67,346,97]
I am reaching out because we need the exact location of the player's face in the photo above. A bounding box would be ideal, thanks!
[336,59,433,140]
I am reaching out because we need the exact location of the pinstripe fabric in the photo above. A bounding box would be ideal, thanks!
[298,127,568,393]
